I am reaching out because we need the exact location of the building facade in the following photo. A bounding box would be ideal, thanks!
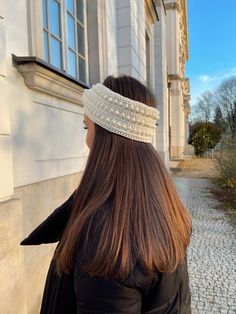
[0,0,190,312]
[165,0,190,158]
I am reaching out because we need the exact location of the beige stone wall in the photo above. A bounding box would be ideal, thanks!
[0,198,27,314]
[0,172,82,314]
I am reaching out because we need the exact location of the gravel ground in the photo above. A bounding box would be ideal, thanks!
[173,177,236,314]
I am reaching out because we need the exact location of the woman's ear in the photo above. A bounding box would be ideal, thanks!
[84,115,95,149]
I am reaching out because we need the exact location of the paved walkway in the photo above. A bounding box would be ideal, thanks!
[173,177,236,314]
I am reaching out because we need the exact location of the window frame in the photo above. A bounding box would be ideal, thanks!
[31,0,89,84]
[43,0,63,68]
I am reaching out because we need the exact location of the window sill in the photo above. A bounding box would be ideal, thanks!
[12,55,90,105]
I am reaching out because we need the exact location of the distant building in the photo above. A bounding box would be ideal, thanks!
[0,0,190,312]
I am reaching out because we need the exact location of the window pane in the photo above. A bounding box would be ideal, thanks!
[43,31,49,62]
[68,49,76,77]
[77,23,85,56]
[43,0,48,28]
[76,0,84,24]
[51,36,62,68]
[67,14,75,49]
[49,0,61,37]
[78,56,86,82]
[67,0,74,14]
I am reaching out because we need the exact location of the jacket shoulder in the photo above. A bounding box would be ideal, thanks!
[142,256,191,313]
[73,259,155,314]
[73,251,191,313]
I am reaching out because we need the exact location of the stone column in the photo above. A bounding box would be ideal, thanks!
[0,3,27,313]
[165,1,187,159]
[87,0,118,84]
[154,1,169,165]
[185,112,189,145]
[183,78,191,152]
[169,77,184,159]
[116,0,146,81]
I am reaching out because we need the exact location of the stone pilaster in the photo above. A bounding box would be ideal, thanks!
[0,2,14,201]
[154,1,169,166]
[164,0,189,159]
[168,77,185,159]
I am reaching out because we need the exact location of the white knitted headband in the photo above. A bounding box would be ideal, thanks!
[82,83,160,143]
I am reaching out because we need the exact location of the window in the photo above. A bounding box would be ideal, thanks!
[42,0,87,83]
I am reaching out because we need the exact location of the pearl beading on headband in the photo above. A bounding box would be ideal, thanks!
[82,83,160,143]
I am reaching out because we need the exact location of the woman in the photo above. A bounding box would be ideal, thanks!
[21,75,192,313]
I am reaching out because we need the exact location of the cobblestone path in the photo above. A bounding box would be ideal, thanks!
[173,177,236,314]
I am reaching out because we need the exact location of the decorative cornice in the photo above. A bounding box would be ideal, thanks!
[165,1,189,60]
[153,0,166,15]
[145,0,159,23]
[13,55,90,105]
[164,1,180,11]
[168,74,184,81]
[183,77,190,113]
[161,0,167,15]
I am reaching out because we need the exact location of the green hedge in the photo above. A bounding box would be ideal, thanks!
[189,122,222,156]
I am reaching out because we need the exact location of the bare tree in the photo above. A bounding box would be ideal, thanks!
[213,105,226,132]
[194,90,215,122]
[216,76,236,137]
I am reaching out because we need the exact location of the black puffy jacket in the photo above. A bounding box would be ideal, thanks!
[21,191,192,314]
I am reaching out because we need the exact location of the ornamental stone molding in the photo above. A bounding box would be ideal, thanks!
[184,77,190,95]
[178,2,189,67]
[145,0,159,24]
[13,55,89,106]
[183,78,190,114]
[168,74,184,81]
[164,1,180,11]
[165,0,189,62]
[153,0,166,13]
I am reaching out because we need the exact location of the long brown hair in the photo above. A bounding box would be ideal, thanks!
[56,75,192,280]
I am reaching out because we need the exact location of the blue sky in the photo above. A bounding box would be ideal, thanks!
[186,0,236,119]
